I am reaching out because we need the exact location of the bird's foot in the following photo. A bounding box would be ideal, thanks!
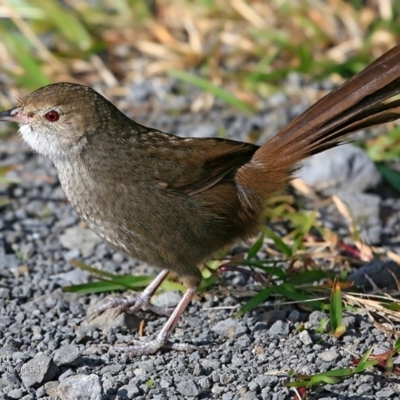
[87,269,173,321]
[101,285,201,355]
[87,293,173,321]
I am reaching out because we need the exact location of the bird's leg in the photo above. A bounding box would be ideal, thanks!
[112,286,200,356]
[87,269,172,320]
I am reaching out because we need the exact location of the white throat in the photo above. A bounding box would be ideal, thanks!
[18,124,86,162]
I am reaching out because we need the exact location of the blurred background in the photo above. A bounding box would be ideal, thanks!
[0,0,399,103]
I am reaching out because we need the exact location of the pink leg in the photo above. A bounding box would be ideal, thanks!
[113,286,200,355]
[87,269,172,320]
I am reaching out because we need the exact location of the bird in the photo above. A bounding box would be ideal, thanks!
[1,45,400,355]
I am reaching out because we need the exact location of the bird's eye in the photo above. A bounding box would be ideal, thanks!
[45,110,60,122]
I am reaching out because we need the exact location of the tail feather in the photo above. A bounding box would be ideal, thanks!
[236,45,400,199]
[258,46,400,159]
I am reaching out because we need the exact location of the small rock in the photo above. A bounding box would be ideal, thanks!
[176,380,200,397]
[240,391,258,400]
[7,388,25,399]
[44,381,59,398]
[298,145,381,195]
[58,369,74,382]
[376,388,395,398]
[318,350,339,362]
[269,320,289,336]
[59,226,100,257]
[0,371,20,392]
[253,322,268,336]
[211,318,248,339]
[299,330,313,345]
[85,298,141,332]
[53,345,82,367]
[20,354,58,388]
[287,309,300,323]
[117,385,140,399]
[19,396,34,400]
[199,376,212,389]
[349,260,400,291]
[59,374,102,400]
[152,291,182,308]
[308,311,328,328]
[160,379,171,389]
[52,269,90,286]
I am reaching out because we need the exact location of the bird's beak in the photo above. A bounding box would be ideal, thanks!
[0,107,28,124]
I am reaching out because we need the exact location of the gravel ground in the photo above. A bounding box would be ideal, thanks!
[0,77,400,400]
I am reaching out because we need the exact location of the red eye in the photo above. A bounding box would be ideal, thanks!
[45,110,59,122]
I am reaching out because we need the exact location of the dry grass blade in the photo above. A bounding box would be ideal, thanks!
[343,292,400,323]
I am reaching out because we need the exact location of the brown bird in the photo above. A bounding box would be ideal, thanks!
[1,46,400,355]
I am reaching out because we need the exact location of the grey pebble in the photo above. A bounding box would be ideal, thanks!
[211,317,248,339]
[58,369,75,381]
[44,381,59,397]
[176,379,200,396]
[59,226,100,257]
[269,320,289,336]
[349,260,400,291]
[240,391,258,400]
[117,384,141,398]
[318,350,339,362]
[58,374,103,400]
[199,376,212,389]
[7,388,25,399]
[287,309,300,322]
[0,287,10,299]
[153,291,182,308]
[20,353,58,388]
[308,311,328,328]
[85,298,141,332]
[52,269,91,286]
[299,330,313,345]
[357,383,373,395]
[160,379,171,388]
[255,375,279,388]
[298,144,381,195]
[253,322,268,336]
[248,381,260,392]
[53,345,82,367]
[376,388,396,398]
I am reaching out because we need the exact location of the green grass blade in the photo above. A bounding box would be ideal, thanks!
[264,227,293,257]
[31,0,93,51]
[2,33,51,89]
[330,276,346,338]
[235,287,272,317]
[63,274,154,294]
[246,231,265,260]
[376,164,400,193]
[70,259,122,279]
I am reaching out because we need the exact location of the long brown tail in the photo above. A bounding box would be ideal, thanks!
[237,45,400,199]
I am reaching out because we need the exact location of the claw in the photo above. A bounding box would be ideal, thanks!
[88,270,201,355]
[105,285,199,355]
[86,269,172,321]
